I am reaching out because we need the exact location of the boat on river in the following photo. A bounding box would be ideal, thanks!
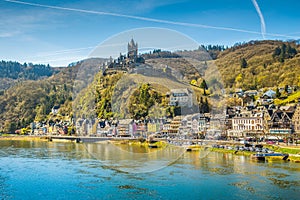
[251,153,289,161]
[148,144,158,148]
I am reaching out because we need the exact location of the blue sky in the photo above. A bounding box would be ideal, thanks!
[1,0,300,66]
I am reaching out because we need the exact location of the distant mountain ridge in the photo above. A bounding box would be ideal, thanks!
[0,60,62,91]
[0,60,59,80]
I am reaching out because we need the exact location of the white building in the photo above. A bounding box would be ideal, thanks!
[169,88,193,108]
[117,119,133,137]
[232,117,263,131]
[228,114,264,138]
[51,105,60,115]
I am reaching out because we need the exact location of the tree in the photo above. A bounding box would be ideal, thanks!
[275,87,281,98]
[200,79,208,95]
[139,83,151,105]
[235,74,243,83]
[272,47,281,58]
[199,97,209,113]
[281,43,287,54]
[4,120,17,134]
[279,52,285,63]
[284,85,289,93]
[273,43,297,62]
[286,44,297,58]
[190,79,197,86]
[128,83,163,119]
[63,83,67,91]
[200,79,208,90]
[240,58,247,68]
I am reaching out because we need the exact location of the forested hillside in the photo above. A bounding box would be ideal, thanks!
[0,58,106,133]
[1,40,300,133]
[0,61,61,91]
[215,40,300,91]
[0,61,57,80]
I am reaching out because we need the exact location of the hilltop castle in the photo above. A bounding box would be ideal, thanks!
[103,39,144,73]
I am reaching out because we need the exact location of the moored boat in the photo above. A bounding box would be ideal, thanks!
[251,153,289,161]
[148,144,158,148]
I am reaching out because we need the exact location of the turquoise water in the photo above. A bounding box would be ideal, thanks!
[0,140,300,200]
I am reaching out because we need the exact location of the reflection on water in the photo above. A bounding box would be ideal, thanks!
[0,140,300,199]
[0,140,89,160]
[85,142,186,173]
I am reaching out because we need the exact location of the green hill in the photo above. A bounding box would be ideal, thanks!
[72,67,202,120]
[1,40,300,133]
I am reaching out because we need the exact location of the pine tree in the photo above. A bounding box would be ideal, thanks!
[272,47,281,58]
[200,79,208,90]
[200,79,208,96]
[240,58,247,68]
[284,85,289,93]
[275,87,281,98]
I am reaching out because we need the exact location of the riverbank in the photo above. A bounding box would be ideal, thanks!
[2,135,300,162]
[0,135,48,141]
[110,139,168,149]
[209,147,300,162]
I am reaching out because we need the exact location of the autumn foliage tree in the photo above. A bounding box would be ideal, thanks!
[129,83,163,119]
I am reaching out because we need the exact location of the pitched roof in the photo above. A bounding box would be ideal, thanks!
[171,88,191,95]
[118,119,133,125]
[263,89,276,98]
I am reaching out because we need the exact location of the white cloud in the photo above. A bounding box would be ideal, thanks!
[0,31,19,38]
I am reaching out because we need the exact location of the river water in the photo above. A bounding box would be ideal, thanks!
[0,140,299,200]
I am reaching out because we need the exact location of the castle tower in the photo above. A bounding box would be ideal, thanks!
[127,38,138,61]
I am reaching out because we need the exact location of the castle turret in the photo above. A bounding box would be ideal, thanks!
[127,38,138,61]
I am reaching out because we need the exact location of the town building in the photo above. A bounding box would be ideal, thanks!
[268,106,295,135]
[168,116,182,137]
[228,113,264,138]
[178,114,199,138]
[292,105,300,134]
[51,105,60,115]
[117,119,133,137]
[262,89,276,99]
[169,88,193,108]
